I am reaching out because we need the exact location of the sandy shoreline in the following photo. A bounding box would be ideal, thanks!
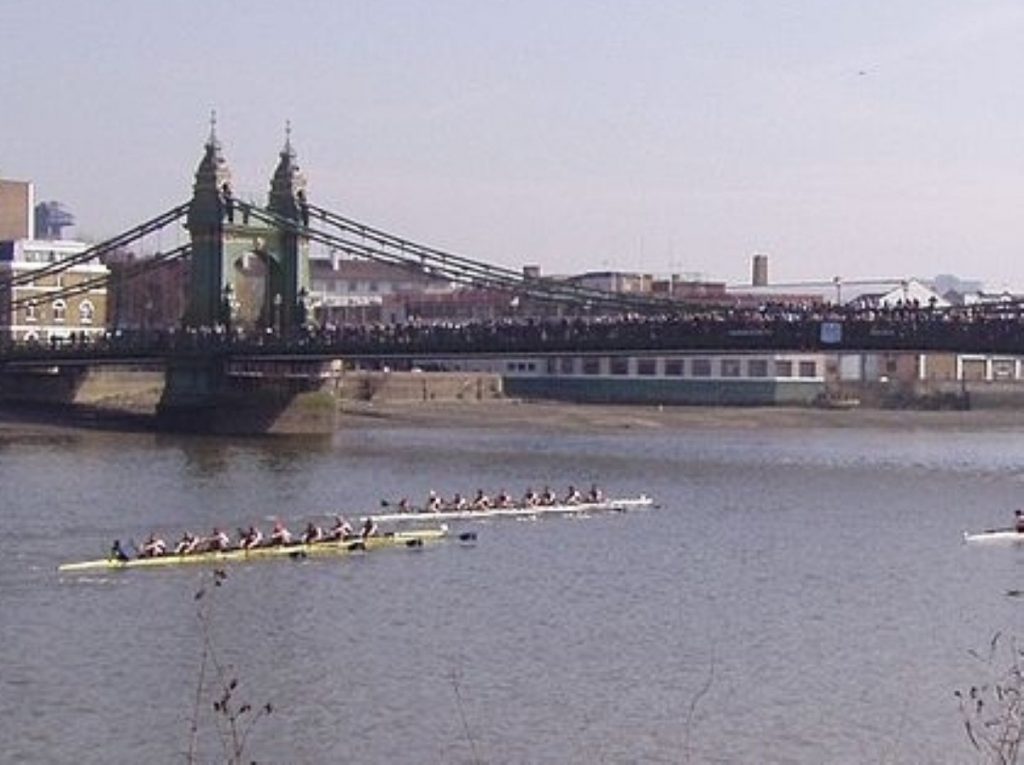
[4,399,1024,438]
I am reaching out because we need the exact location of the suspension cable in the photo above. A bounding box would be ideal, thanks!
[306,202,683,313]
[8,244,191,309]
[241,201,679,314]
[0,202,190,291]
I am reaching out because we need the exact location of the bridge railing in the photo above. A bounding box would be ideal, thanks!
[3,312,1024,362]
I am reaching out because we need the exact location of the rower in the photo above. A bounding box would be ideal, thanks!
[110,539,130,562]
[451,493,468,511]
[1016,510,1024,534]
[587,483,603,503]
[472,489,492,510]
[329,515,353,540]
[174,532,199,555]
[427,490,442,513]
[397,498,410,513]
[302,521,324,544]
[541,486,557,505]
[207,527,231,552]
[240,525,263,550]
[523,487,539,506]
[496,489,513,508]
[564,485,582,505]
[361,517,379,538]
[270,520,292,546]
[141,533,167,558]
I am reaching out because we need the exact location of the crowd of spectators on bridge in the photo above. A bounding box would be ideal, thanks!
[6,295,1024,361]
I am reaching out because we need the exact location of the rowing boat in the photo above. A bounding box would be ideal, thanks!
[963,528,1024,544]
[58,528,447,572]
[367,495,655,524]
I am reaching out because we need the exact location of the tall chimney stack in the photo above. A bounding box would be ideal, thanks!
[751,253,768,287]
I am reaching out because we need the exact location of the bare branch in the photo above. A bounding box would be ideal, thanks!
[683,652,715,764]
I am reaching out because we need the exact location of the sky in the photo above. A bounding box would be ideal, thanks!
[3,0,1024,289]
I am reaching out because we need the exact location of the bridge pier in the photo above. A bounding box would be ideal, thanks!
[156,355,340,435]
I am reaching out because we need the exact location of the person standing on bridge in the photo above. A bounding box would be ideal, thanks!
[220,182,234,223]
[297,189,310,227]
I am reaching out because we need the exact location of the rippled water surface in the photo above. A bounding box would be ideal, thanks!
[3,421,1024,763]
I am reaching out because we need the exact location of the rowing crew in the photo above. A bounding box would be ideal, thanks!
[399,484,604,514]
[117,516,378,561]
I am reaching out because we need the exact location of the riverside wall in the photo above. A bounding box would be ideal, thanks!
[0,364,505,433]
[336,370,503,403]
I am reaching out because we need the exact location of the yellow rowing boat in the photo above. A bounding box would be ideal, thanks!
[57,528,447,572]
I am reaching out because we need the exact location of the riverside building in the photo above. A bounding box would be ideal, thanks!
[0,179,108,343]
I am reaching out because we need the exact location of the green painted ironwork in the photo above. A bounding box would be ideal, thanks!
[184,122,310,336]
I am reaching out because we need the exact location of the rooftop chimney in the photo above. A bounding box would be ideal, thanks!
[751,253,768,287]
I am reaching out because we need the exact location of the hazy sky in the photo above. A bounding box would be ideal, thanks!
[4,1,1024,288]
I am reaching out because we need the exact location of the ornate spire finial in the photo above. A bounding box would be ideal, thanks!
[208,109,218,147]
[269,119,306,215]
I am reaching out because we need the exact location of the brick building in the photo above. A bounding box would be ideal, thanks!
[102,249,189,331]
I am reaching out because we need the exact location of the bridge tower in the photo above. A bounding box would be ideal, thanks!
[184,119,310,335]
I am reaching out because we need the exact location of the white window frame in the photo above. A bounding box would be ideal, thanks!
[79,299,95,325]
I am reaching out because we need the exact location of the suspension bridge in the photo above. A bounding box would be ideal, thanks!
[2,124,1023,359]
[2,127,1024,431]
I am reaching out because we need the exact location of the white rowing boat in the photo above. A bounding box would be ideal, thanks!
[963,528,1024,544]
[365,495,655,524]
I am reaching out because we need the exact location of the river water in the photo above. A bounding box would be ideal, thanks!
[2,417,1023,763]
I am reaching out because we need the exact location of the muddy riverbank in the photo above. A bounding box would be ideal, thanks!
[7,398,1024,439]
